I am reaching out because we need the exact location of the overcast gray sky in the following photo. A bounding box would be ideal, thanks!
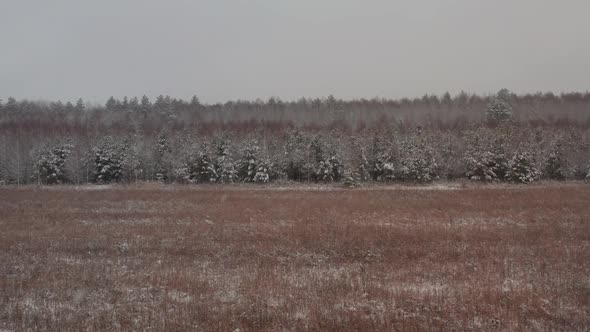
[1,0,589,103]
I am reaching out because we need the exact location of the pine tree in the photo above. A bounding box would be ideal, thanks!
[34,141,74,184]
[253,158,273,183]
[65,102,75,113]
[358,148,371,182]
[486,89,513,122]
[464,130,510,182]
[179,150,217,183]
[105,97,118,112]
[283,130,309,181]
[370,136,394,182]
[543,141,565,180]
[74,98,85,112]
[400,134,437,183]
[5,97,18,118]
[140,95,151,117]
[92,136,126,183]
[122,139,143,183]
[154,131,172,182]
[507,151,540,184]
[465,151,499,181]
[238,140,260,182]
[213,136,237,183]
[316,155,343,182]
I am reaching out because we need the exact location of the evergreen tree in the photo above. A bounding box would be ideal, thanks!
[92,136,126,183]
[105,97,118,112]
[213,136,237,183]
[178,150,217,183]
[464,130,510,182]
[65,101,75,113]
[399,134,438,183]
[34,141,73,184]
[128,97,139,113]
[122,139,143,183]
[238,140,260,182]
[316,155,343,182]
[154,131,172,182]
[140,95,152,117]
[358,147,371,182]
[283,130,309,181]
[5,97,18,117]
[370,136,394,182]
[74,98,85,112]
[253,158,273,183]
[486,89,513,122]
[190,95,201,108]
[507,151,540,184]
[543,141,565,180]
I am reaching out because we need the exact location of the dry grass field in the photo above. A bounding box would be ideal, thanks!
[1,183,589,331]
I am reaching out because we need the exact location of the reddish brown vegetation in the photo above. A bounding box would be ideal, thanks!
[1,184,589,330]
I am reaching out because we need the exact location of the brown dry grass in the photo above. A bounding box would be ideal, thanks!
[1,184,589,331]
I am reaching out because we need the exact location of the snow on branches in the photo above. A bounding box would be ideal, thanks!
[34,141,73,184]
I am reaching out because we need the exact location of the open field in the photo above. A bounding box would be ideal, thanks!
[1,183,590,331]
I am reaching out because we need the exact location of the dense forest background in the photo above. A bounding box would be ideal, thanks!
[1,90,589,185]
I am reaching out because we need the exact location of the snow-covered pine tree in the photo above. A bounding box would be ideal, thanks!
[342,171,359,188]
[486,88,513,122]
[316,155,343,182]
[465,151,498,182]
[370,135,394,182]
[253,158,273,183]
[435,131,463,180]
[399,133,437,183]
[177,150,217,183]
[238,140,260,182]
[92,136,127,183]
[121,138,143,183]
[33,140,73,184]
[463,129,510,182]
[358,147,371,182]
[543,140,565,180]
[507,151,540,184]
[283,130,309,182]
[213,136,237,183]
[309,135,344,183]
[154,131,172,182]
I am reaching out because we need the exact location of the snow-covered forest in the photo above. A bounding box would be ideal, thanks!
[1,90,589,185]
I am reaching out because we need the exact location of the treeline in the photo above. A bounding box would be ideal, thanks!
[1,90,589,186]
[1,124,589,186]
[1,90,590,138]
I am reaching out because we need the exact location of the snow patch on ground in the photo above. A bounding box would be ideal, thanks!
[168,290,193,304]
